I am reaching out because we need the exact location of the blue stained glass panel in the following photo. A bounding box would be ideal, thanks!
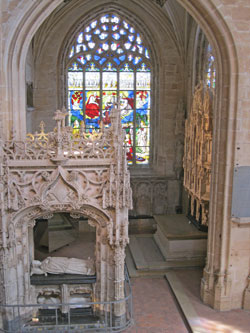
[117,48,124,54]
[120,91,134,127]
[133,57,142,65]
[101,24,108,31]
[91,20,97,28]
[69,90,83,111]
[112,33,120,40]
[113,58,120,65]
[111,15,120,23]
[119,55,126,62]
[99,57,106,65]
[123,21,129,29]
[136,91,150,109]
[69,90,83,127]
[99,33,108,40]
[101,15,109,23]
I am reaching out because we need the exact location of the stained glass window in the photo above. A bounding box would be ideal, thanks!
[66,14,151,165]
[205,44,216,89]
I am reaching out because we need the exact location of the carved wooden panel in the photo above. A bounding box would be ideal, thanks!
[183,83,213,227]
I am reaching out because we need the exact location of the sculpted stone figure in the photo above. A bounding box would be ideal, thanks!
[31,257,95,276]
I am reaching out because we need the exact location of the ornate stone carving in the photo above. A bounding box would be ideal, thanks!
[131,177,169,216]
[0,107,131,318]
[183,83,213,227]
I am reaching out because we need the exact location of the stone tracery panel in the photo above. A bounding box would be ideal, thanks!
[0,107,132,325]
[183,83,213,228]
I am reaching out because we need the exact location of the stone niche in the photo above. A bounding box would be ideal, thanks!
[0,108,132,330]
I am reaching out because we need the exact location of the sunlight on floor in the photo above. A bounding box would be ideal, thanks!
[191,318,244,333]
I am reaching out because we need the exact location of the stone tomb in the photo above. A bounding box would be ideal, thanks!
[0,108,132,330]
[154,215,207,266]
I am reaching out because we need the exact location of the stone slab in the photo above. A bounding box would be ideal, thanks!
[31,274,96,285]
[154,214,207,240]
[165,272,198,332]
[154,214,207,265]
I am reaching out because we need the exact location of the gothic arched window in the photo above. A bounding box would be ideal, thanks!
[66,14,151,165]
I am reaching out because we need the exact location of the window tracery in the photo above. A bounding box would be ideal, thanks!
[66,14,151,165]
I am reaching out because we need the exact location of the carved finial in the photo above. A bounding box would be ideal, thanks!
[39,121,46,134]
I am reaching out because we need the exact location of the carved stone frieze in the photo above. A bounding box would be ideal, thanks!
[130,177,169,216]
[183,83,213,227]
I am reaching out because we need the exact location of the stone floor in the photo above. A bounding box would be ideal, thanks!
[124,270,250,333]
[124,276,188,333]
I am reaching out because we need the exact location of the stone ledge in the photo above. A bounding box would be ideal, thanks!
[232,217,250,227]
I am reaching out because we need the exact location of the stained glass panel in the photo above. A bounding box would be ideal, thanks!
[102,72,117,90]
[120,72,134,89]
[69,90,83,111]
[68,91,83,127]
[68,72,83,90]
[137,72,150,90]
[102,91,117,109]
[136,127,150,146]
[136,109,150,127]
[135,146,149,164]
[67,13,151,165]
[68,62,82,71]
[136,91,150,110]
[120,91,134,127]
[85,91,100,120]
[124,127,134,164]
[85,72,100,89]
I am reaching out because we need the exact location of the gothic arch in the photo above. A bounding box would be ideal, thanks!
[2,0,239,310]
